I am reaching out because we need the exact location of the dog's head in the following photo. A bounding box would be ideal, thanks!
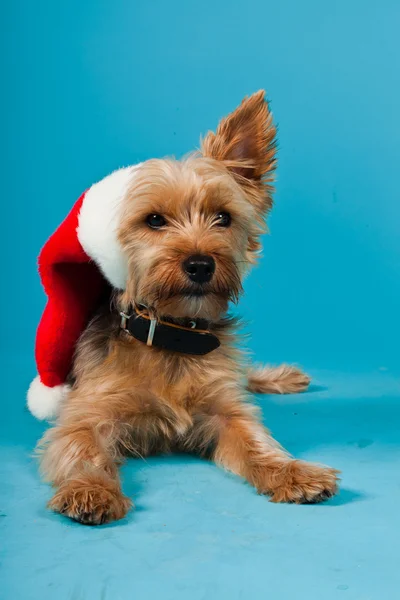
[119,91,277,321]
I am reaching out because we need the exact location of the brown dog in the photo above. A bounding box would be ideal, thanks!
[38,91,339,524]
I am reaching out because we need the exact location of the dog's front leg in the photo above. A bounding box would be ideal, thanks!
[188,396,339,503]
[37,386,190,524]
[38,417,132,525]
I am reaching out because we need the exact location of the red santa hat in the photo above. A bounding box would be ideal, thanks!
[27,166,138,420]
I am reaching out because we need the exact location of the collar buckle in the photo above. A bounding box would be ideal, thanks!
[120,312,130,330]
[146,317,157,346]
[120,310,157,347]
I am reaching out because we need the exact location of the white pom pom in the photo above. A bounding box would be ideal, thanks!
[27,376,71,421]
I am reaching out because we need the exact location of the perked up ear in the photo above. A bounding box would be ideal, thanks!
[201,90,277,212]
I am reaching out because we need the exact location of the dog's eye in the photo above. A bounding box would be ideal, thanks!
[146,214,167,229]
[215,212,232,227]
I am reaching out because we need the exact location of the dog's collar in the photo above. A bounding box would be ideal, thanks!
[120,308,220,356]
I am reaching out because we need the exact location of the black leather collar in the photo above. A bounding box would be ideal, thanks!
[120,308,220,356]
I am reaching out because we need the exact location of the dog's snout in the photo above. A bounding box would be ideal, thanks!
[183,255,215,284]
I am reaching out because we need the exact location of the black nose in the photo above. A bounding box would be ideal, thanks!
[183,254,215,284]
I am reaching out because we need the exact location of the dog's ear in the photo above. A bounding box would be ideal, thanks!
[201,91,277,211]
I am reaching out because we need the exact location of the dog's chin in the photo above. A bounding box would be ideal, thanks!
[152,290,230,321]
[179,288,211,298]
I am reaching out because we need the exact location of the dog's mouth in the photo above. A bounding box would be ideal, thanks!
[145,269,243,306]
[156,284,240,304]
[178,286,212,297]
[170,283,236,299]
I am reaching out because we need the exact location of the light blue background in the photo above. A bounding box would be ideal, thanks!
[1,1,399,599]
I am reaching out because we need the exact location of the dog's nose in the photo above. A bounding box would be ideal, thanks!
[183,255,215,284]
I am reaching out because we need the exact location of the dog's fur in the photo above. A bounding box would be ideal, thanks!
[38,91,339,525]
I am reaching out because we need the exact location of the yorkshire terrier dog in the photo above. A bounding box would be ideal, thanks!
[38,91,339,524]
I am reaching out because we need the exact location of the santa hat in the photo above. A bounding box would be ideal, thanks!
[27,166,138,420]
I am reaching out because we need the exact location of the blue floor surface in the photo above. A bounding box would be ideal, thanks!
[1,362,399,599]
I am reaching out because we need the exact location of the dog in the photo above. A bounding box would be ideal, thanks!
[38,91,339,524]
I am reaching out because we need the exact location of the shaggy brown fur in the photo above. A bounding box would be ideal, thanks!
[38,91,339,525]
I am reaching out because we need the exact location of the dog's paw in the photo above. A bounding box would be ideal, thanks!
[283,367,311,393]
[247,365,310,395]
[48,477,132,525]
[269,460,339,504]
